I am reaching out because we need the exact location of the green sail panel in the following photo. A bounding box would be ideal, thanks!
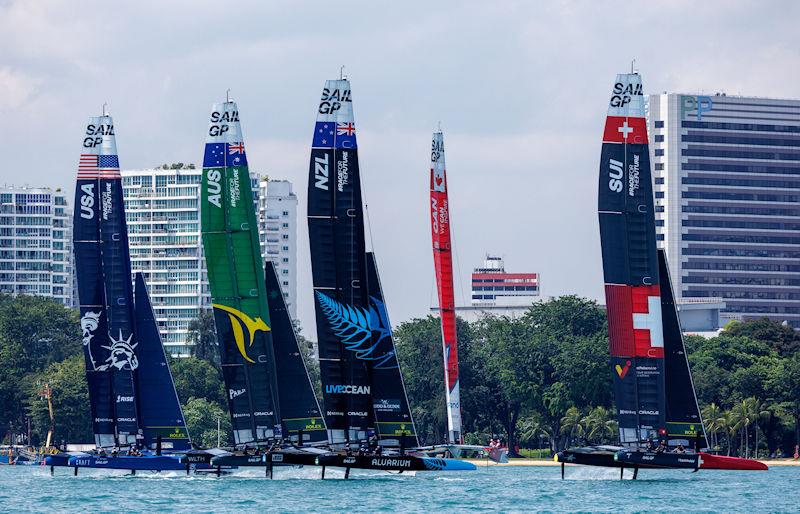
[201,102,280,446]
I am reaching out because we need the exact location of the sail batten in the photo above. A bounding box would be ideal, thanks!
[429,131,463,444]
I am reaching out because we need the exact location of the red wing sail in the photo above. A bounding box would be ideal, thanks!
[430,131,462,443]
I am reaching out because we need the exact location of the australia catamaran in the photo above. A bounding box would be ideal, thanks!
[49,112,195,474]
[191,98,330,474]
[307,77,474,474]
[554,71,767,477]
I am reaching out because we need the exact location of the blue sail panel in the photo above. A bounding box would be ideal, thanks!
[133,274,191,451]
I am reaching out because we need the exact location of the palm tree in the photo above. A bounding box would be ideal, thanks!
[582,406,617,444]
[701,403,726,451]
[723,408,740,456]
[743,397,770,459]
[517,417,554,452]
[560,407,585,448]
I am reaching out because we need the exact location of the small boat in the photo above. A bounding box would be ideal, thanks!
[555,70,767,477]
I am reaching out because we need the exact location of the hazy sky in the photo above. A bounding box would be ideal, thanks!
[1,1,799,336]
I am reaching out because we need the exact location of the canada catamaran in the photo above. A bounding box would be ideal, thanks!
[554,71,767,477]
[307,78,474,474]
[49,112,195,474]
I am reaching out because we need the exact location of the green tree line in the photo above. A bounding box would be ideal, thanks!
[2,294,798,459]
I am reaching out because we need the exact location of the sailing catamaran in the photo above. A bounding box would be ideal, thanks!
[51,112,195,473]
[194,98,330,473]
[307,77,474,474]
[554,71,767,477]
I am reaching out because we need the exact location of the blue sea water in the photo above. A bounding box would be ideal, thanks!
[0,463,786,512]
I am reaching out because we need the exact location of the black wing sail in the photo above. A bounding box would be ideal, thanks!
[658,250,709,449]
[365,252,418,449]
[307,79,373,444]
[264,262,327,443]
[133,274,191,451]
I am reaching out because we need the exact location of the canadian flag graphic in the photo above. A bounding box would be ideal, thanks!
[606,284,664,358]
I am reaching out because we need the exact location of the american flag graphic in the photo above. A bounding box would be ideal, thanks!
[77,154,120,179]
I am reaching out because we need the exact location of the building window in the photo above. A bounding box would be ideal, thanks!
[655,192,664,199]
[655,163,664,171]
[655,177,664,185]
[282,211,289,216]
[654,149,664,156]
[654,135,664,142]
[654,121,664,128]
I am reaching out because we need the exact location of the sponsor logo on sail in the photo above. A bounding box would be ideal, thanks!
[628,154,640,197]
[615,360,631,379]
[610,81,643,108]
[348,411,368,417]
[229,169,241,207]
[373,399,401,412]
[79,184,95,219]
[101,182,113,220]
[639,410,660,415]
[325,384,370,395]
[212,303,270,364]
[319,88,351,114]
[608,158,624,192]
[337,151,349,192]
[118,418,136,422]
[208,110,238,137]
[83,123,114,148]
[229,388,246,400]
[116,395,134,403]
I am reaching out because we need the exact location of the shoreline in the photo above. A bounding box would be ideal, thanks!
[464,458,800,467]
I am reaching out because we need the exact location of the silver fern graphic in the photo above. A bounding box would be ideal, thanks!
[315,291,397,369]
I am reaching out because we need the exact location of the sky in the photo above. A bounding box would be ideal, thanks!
[1,0,799,336]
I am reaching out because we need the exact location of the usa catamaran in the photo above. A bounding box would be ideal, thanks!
[554,71,767,477]
[48,111,196,474]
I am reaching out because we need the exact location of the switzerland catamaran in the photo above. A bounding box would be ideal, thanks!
[554,71,767,477]
[48,112,195,474]
[191,99,329,475]
[307,77,474,474]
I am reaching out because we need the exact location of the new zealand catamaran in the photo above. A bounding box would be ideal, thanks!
[554,71,767,477]
[49,112,195,474]
[307,77,474,474]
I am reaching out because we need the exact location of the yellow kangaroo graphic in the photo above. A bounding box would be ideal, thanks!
[212,303,270,364]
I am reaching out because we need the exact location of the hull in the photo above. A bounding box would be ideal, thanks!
[317,453,476,472]
[615,449,701,469]
[68,454,205,471]
[699,453,768,471]
[555,446,623,468]
[45,452,87,467]
[210,448,323,468]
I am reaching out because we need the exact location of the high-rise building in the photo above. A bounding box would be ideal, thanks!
[649,93,800,326]
[122,167,299,354]
[0,186,73,306]
[257,179,298,320]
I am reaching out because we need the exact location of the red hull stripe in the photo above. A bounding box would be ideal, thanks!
[698,453,768,470]
[603,116,648,144]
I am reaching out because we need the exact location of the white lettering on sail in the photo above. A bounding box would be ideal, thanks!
[314,154,329,190]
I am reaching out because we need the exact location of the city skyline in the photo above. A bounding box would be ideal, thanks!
[2,1,799,334]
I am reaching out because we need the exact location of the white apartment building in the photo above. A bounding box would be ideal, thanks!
[122,166,298,354]
[0,186,72,306]
[257,179,298,320]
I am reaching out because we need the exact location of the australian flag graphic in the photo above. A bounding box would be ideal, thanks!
[203,142,248,168]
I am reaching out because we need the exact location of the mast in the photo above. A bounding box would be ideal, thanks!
[74,113,140,448]
[598,72,666,446]
[200,99,281,447]
[264,261,327,444]
[307,78,373,445]
[429,130,463,444]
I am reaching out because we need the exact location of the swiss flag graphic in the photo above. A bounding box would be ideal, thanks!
[606,284,664,358]
[603,116,648,144]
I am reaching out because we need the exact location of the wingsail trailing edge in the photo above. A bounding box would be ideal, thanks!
[554,71,767,477]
